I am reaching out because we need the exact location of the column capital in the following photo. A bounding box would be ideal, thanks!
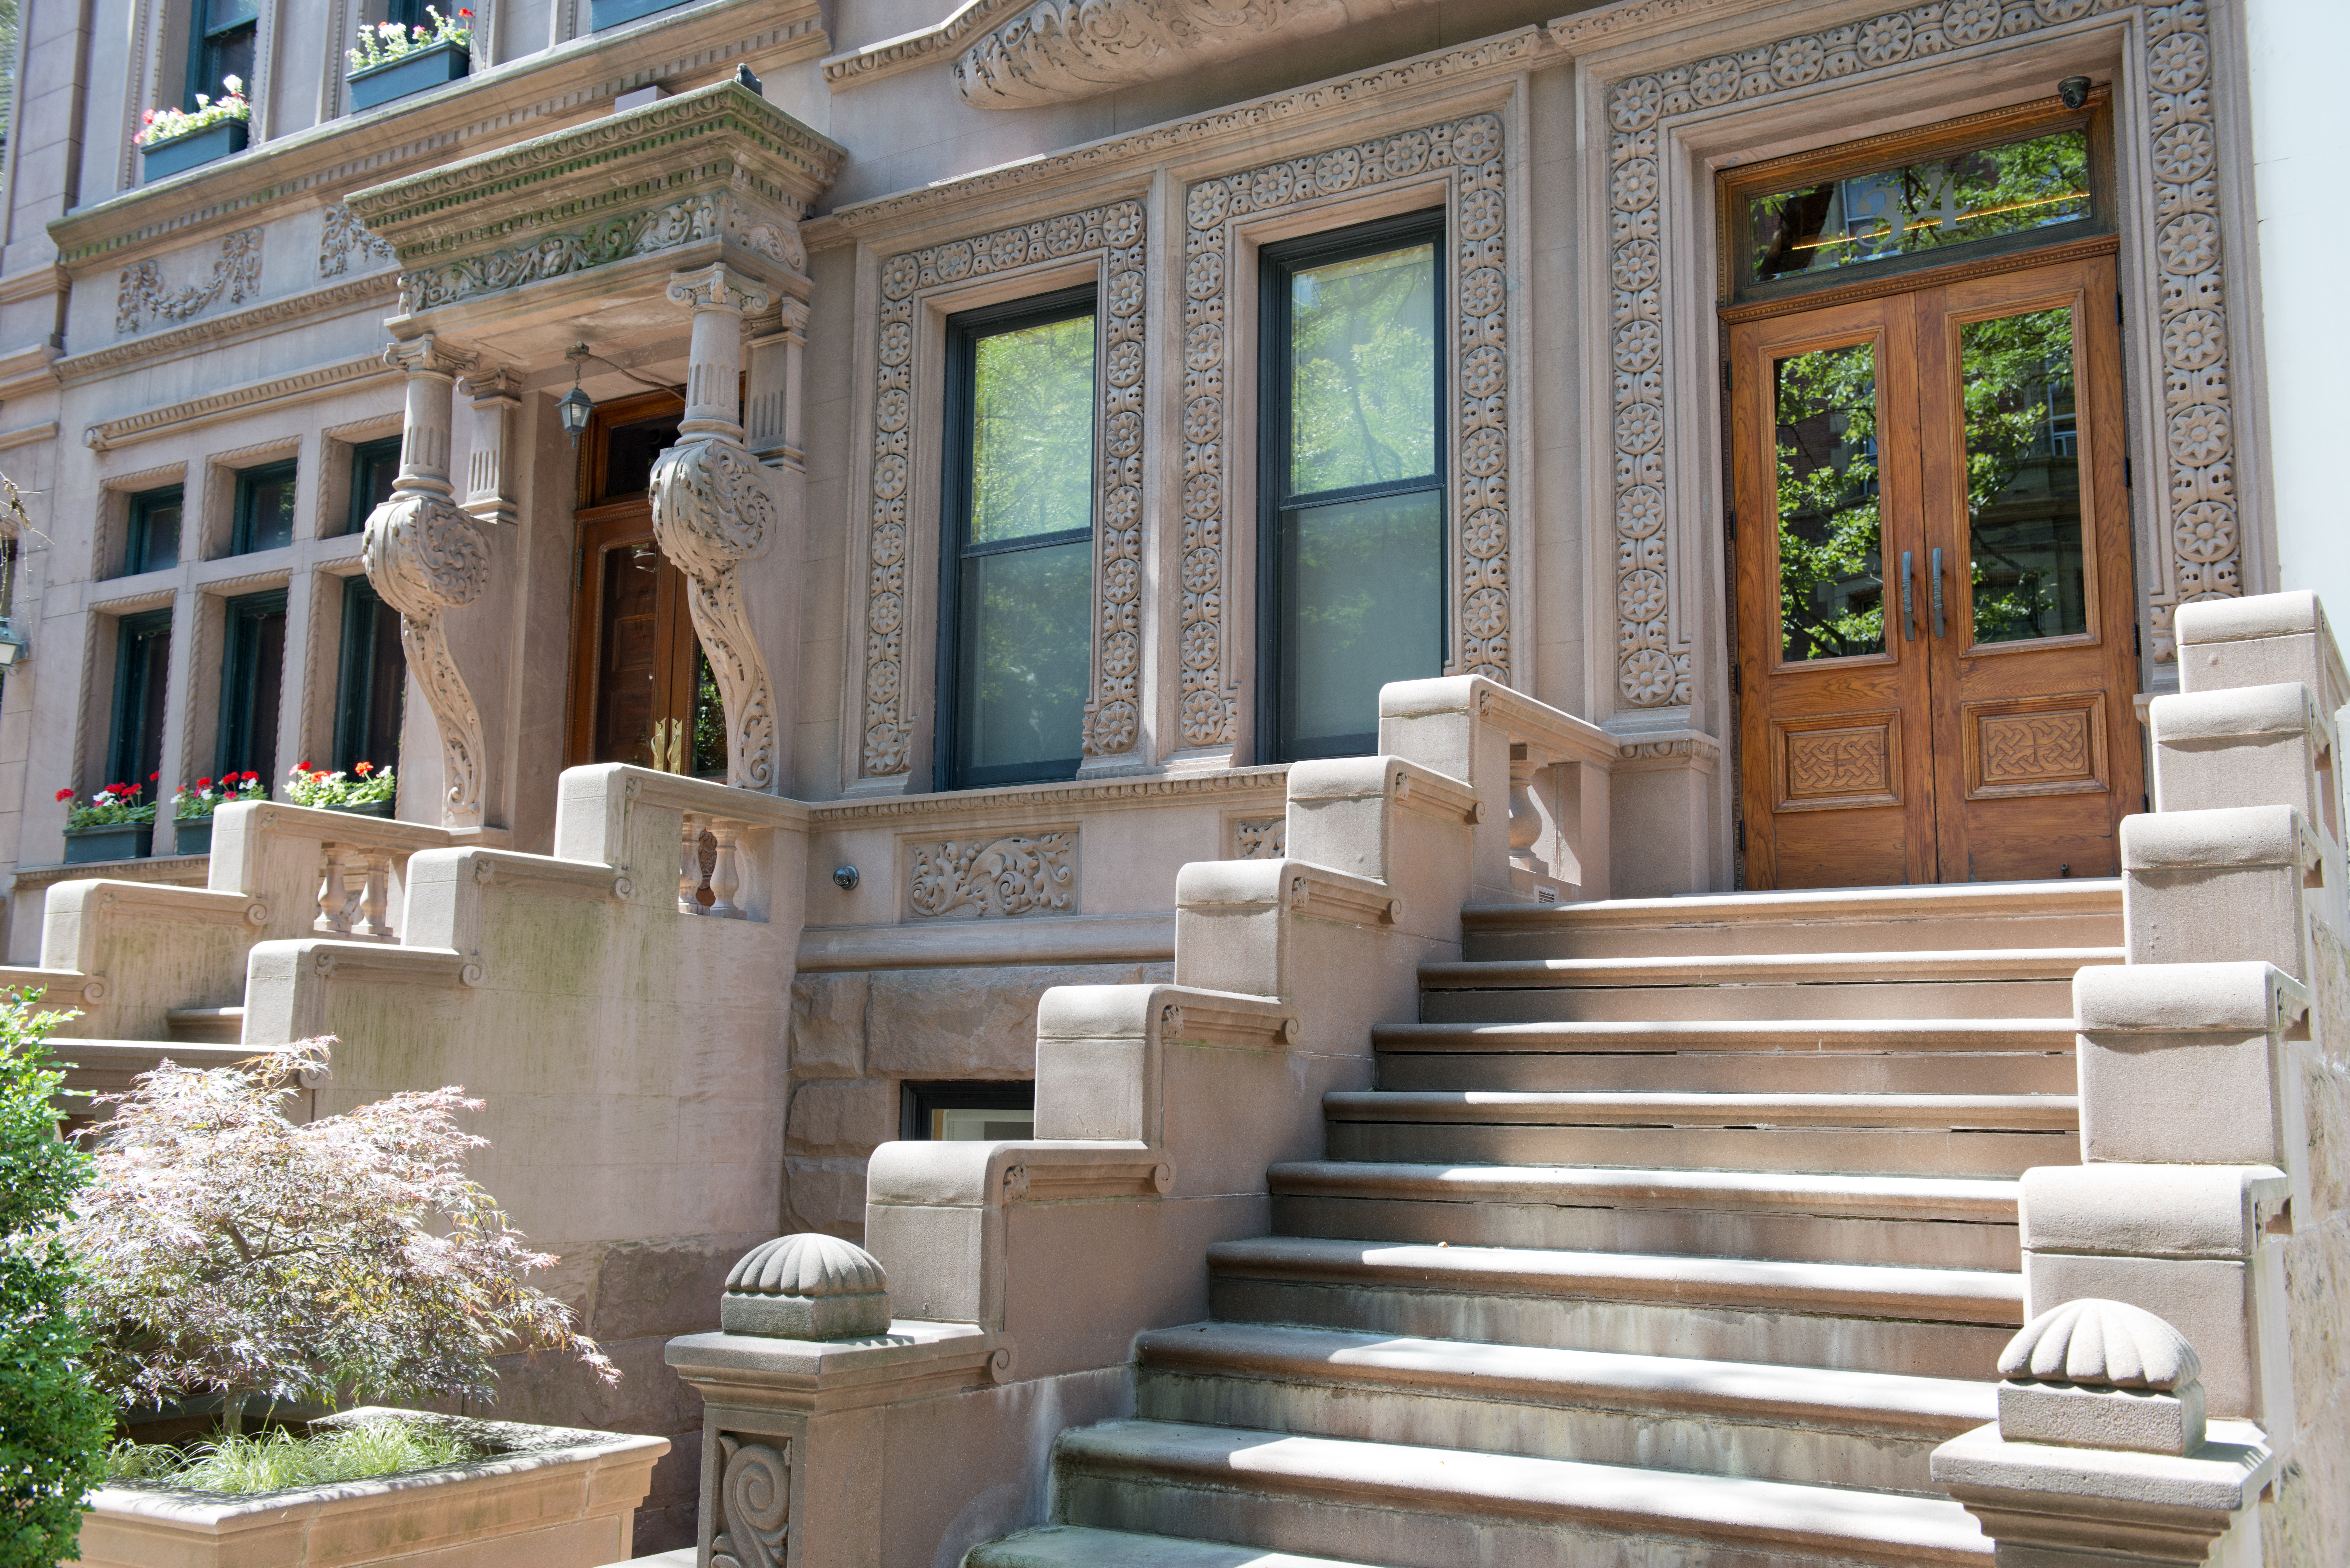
[667,263,774,318]
[383,334,479,380]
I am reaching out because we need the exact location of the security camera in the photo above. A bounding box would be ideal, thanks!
[2059,76,2092,110]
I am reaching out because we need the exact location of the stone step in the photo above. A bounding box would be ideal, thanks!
[164,1005,245,1044]
[1372,1018,2075,1094]
[970,1527,1386,1568]
[1461,880,2120,963]
[1266,1162,2021,1270]
[1134,1323,1993,1495]
[1419,976,2086,1023]
[1205,1236,2020,1378]
[49,1037,253,1115]
[1053,1421,1990,1568]
[1321,1091,2076,1179]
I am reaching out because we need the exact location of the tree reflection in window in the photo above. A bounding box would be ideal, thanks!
[1774,342,1883,661]
[1963,306,2087,645]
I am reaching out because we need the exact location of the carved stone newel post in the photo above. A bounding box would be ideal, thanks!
[650,263,790,793]
[363,334,501,829]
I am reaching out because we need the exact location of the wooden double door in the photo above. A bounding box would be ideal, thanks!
[1732,253,2141,888]
[568,502,715,775]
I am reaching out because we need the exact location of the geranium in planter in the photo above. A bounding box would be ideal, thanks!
[64,1040,644,1568]
[167,773,267,856]
[346,8,474,112]
[286,759,397,817]
[59,782,159,864]
[135,78,251,180]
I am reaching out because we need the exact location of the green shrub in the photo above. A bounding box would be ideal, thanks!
[0,991,110,1568]
[106,1420,478,1496]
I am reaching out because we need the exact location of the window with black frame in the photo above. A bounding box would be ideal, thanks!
[122,485,183,577]
[346,437,402,536]
[937,289,1097,791]
[1259,211,1446,763]
[334,577,406,773]
[216,590,286,779]
[108,611,173,804]
[186,0,257,108]
[231,460,297,555]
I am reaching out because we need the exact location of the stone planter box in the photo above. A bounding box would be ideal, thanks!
[172,818,215,856]
[75,1408,669,1568]
[139,118,248,180]
[346,42,470,111]
[64,824,153,864]
[590,0,692,28]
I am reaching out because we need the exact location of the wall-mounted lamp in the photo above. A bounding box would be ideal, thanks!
[0,619,33,668]
[2058,75,2092,110]
[557,343,595,445]
[832,865,860,891]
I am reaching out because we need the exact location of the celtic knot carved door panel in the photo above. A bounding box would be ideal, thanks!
[1734,254,2141,887]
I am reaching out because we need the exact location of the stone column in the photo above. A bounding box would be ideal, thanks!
[362,334,505,834]
[461,366,522,524]
[650,263,799,795]
[745,299,805,469]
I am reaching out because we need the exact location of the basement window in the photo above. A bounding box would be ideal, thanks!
[901,1081,1036,1142]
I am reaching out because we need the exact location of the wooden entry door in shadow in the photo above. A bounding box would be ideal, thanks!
[1732,253,2141,888]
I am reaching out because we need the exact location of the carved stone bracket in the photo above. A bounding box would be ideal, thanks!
[364,334,493,828]
[1586,0,2240,694]
[709,1434,790,1568]
[650,265,787,794]
[1183,114,1513,753]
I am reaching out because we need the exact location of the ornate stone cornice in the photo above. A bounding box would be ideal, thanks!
[84,355,399,452]
[1545,0,1747,50]
[809,765,1289,825]
[55,275,399,384]
[821,0,1029,90]
[954,0,1421,108]
[46,2,830,273]
[824,29,1543,233]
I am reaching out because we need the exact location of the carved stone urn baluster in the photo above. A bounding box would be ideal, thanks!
[650,264,787,795]
[363,334,496,830]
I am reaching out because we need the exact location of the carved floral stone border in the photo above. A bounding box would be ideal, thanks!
[1181,111,1514,751]
[1587,0,2240,707]
[860,200,1148,780]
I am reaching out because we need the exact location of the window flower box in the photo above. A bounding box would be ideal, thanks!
[76,1409,668,1568]
[139,118,249,180]
[64,823,154,864]
[326,798,397,819]
[172,819,214,856]
[347,38,470,110]
[591,0,693,29]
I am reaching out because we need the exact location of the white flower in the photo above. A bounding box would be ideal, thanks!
[222,73,242,94]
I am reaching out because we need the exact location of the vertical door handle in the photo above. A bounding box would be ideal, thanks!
[1929,547,1947,639]
[1899,551,1916,641]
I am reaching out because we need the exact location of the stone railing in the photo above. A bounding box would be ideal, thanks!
[1932,591,2350,1562]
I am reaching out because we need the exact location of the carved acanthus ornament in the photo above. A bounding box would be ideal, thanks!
[956,0,1407,107]
[907,832,1077,917]
[650,264,787,793]
[117,228,262,335]
[709,1436,790,1568]
[362,335,493,827]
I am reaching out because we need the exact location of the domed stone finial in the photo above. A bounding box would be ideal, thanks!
[1995,1299,2207,1455]
[1998,1298,2202,1391]
[720,1233,892,1340]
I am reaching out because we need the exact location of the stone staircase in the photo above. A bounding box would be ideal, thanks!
[972,879,2121,1568]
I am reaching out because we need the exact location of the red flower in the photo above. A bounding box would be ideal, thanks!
[459,7,473,14]
[244,771,260,783]
[292,761,311,774]
[197,777,213,788]
[149,771,159,781]
[354,761,373,776]
[55,788,73,802]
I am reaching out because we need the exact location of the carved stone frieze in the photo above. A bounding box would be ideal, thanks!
[363,491,492,825]
[907,832,1077,918]
[956,0,1407,108]
[1590,0,2240,686]
[116,228,262,335]
[860,200,1147,779]
[399,192,802,314]
[651,437,784,792]
[319,203,395,277]
[709,1435,790,1568]
[1183,113,1513,751]
[1232,816,1287,859]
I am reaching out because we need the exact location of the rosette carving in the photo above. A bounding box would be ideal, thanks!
[650,436,782,791]
[363,493,492,825]
[709,1435,790,1568]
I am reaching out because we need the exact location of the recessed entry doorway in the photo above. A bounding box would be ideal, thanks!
[1722,95,2142,889]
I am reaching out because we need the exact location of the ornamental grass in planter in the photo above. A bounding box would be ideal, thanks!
[58,782,158,864]
[52,1039,650,1568]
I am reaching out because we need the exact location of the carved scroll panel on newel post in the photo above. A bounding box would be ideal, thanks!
[651,264,791,794]
[1182,113,1515,755]
[363,335,499,830]
[1570,0,2246,696]
[859,201,1148,784]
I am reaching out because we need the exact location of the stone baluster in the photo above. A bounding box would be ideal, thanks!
[678,811,705,914]
[360,852,396,939]
[364,335,495,829]
[708,821,745,919]
[1507,743,1541,874]
[315,844,364,936]
[650,264,785,794]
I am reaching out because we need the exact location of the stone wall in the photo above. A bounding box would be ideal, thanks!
[785,961,1173,1240]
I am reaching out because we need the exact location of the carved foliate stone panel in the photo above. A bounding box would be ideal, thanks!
[117,229,262,335]
[363,492,492,825]
[860,201,1148,778]
[1591,0,2240,692]
[906,831,1076,917]
[1231,815,1287,859]
[1183,113,1513,752]
[709,1435,790,1568]
[319,204,396,277]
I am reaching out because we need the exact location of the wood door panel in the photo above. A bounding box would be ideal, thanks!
[1963,692,2107,800]
[1773,711,1903,810]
